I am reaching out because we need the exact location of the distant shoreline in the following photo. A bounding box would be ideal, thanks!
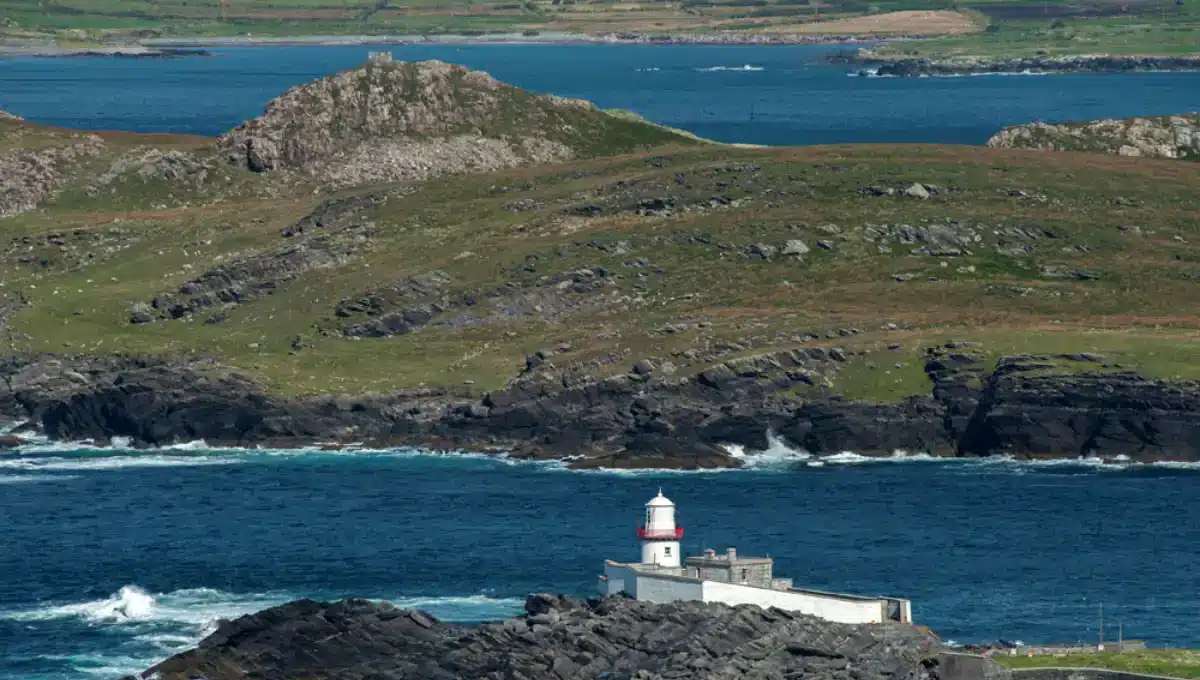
[0,31,892,59]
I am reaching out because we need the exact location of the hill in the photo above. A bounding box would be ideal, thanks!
[0,63,1198,467]
[988,113,1200,160]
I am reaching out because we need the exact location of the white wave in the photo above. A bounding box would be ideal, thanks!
[636,66,661,72]
[740,433,812,469]
[696,64,764,72]
[0,473,79,483]
[0,585,291,628]
[0,454,240,471]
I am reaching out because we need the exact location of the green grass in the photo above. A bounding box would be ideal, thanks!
[996,649,1200,679]
[3,110,1198,398]
[872,13,1199,58]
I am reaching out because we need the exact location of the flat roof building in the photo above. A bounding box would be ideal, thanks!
[598,490,913,625]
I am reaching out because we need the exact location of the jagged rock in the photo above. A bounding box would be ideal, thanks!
[216,59,694,188]
[137,595,943,680]
[0,434,21,448]
[3,347,1199,467]
[987,113,1200,160]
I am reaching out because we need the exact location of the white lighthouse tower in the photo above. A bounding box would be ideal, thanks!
[639,489,682,567]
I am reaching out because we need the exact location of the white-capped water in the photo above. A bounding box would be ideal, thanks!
[0,585,524,679]
[696,64,765,72]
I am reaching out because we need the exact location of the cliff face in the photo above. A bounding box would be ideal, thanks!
[216,58,696,187]
[133,594,942,680]
[987,114,1200,160]
[5,347,1199,468]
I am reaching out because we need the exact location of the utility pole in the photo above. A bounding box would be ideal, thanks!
[1098,602,1104,649]
[1119,621,1123,651]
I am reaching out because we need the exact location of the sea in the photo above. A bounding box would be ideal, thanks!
[0,44,1199,145]
[1,43,1199,679]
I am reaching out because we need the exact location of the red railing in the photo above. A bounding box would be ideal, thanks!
[638,527,684,539]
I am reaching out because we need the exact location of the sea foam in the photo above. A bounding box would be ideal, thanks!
[696,64,764,72]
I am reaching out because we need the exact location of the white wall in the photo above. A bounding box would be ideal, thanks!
[641,540,681,568]
[701,581,886,624]
[634,574,703,604]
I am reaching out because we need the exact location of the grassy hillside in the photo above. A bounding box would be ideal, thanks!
[996,649,1200,679]
[2,110,1198,400]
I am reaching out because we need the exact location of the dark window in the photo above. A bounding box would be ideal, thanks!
[741,569,748,581]
[664,546,672,557]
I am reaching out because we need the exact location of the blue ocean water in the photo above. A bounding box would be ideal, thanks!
[0,442,1198,680]
[1,44,1199,145]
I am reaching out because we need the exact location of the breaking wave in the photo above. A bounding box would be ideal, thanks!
[696,64,764,72]
[0,585,523,679]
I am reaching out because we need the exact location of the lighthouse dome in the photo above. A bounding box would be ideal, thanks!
[646,489,674,507]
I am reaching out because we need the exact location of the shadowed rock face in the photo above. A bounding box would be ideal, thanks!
[133,595,942,680]
[215,59,691,188]
[987,114,1200,160]
[4,348,1200,467]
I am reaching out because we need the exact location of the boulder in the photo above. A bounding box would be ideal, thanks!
[782,239,810,256]
[904,183,931,199]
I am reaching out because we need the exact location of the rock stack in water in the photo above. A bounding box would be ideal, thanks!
[133,594,943,680]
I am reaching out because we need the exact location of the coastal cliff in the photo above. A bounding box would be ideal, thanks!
[4,348,1198,467]
[130,594,943,680]
[987,114,1200,160]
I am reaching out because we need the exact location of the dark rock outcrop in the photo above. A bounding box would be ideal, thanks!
[857,55,1200,78]
[134,595,942,680]
[3,348,1198,466]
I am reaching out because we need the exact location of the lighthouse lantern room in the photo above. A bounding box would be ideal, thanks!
[639,489,683,567]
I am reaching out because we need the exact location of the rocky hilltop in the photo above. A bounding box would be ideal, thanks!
[217,57,697,187]
[987,114,1200,160]
[132,594,943,680]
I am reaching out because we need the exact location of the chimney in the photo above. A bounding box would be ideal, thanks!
[726,548,737,562]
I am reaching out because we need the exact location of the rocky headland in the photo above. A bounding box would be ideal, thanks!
[1,59,1198,469]
[841,52,1200,77]
[3,346,1198,469]
[128,594,947,680]
[987,114,1200,160]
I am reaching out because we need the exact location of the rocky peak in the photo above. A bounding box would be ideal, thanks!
[216,59,691,188]
[987,113,1200,160]
[0,109,23,122]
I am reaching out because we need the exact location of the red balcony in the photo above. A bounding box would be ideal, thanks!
[638,526,684,539]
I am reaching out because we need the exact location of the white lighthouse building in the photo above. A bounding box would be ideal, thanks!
[639,489,682,567]
[599,490,914,625]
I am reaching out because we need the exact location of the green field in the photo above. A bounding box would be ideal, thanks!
[2,110,1197,398]
[997,649,1200,679]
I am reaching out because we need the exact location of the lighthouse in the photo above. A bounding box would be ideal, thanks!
[639,489,683,567]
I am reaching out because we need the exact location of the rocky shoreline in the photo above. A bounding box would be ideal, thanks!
[0,44,211,59]
[126,594,949,680]
[2,345,1198,469]
[839,52,1200,77]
